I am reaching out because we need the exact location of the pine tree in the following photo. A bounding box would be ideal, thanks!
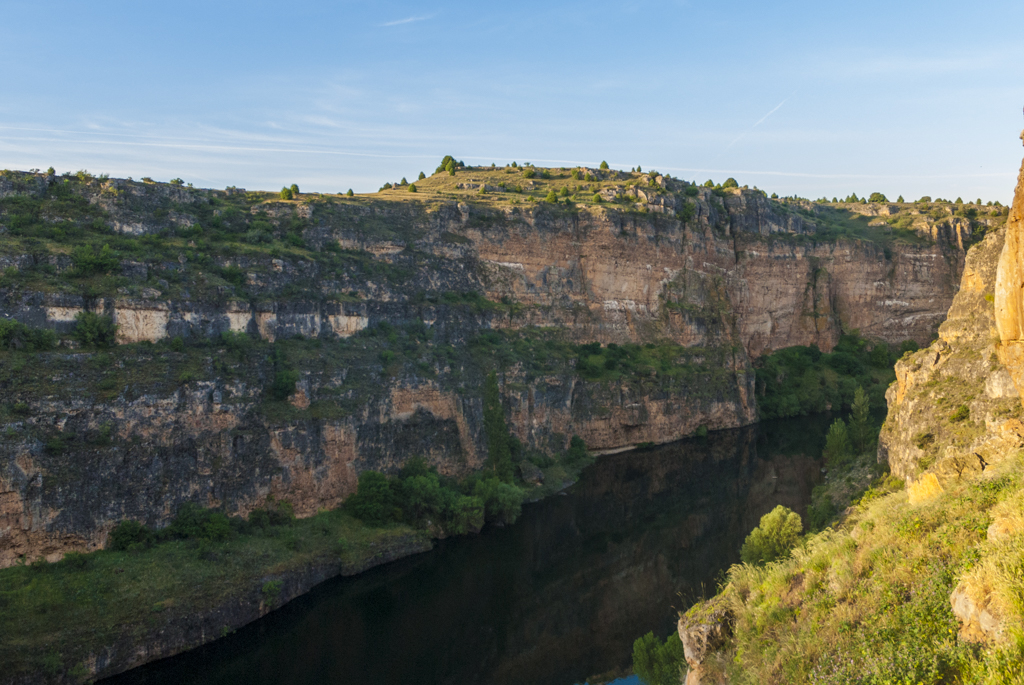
[280,187,293,200]
[483,372,513,482]
[849,386,872,453]
[599,160,609,170]
[823,418,851,467]
[290,184,299,196]
[346,189,354,197]
[418,171,426,180]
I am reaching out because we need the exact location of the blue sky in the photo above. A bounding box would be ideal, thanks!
[2,0,1023,201]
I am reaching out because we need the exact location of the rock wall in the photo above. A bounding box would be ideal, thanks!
[0,172,968,567]
[880,143,1024,489]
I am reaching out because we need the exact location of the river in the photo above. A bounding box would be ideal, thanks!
[103,416,828,685]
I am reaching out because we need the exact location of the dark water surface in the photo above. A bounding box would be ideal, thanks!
[105,416,829,685]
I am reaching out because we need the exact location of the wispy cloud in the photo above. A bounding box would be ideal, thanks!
[380,14,433,27]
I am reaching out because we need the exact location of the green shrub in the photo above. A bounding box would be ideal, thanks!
[565,435,589,463]
[408,183,417,193]
[593,193,602,203]
[417,171,426,180]
[950,404,970,422]
[740,504,802,565]
[722,177,738,189]
[167,503,233,542]
[72,312,117,348]
[347,471,395,526]
[290,184,299,196]
[522,169,536,179]
[0,320,57,351]
[869,192,888,203]
[108,520,154,551]
[544,190,558,203]
[71,244,119,276]
[472,476,522,524]
[599,161,609,170]
[280,187,293,200]
[269,369,299,401]
[346,189,354,197]
[632,631,685,685]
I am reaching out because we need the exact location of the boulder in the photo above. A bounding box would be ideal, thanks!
[517,460,544,486]
[951,581,1004,643]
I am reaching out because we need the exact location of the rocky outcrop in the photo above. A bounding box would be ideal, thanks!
[678,596,733,685]
[994,147,1024,396]
[878,226,1023,485]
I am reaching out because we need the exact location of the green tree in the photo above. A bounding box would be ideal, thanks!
[280,187,293,200]
[522,168,536,179]
[418,171,426,180]
[472,476,522,524]
[822,417,851,467]
[400,177,408,186]
[722,177,739,189]
[897,195,904,202]
[0,320,57,351]
[346,189,354,196]
[483,371,513,482]
[347,471,395,525]
[869,192,888,203]
[72,244,119,276]
[290,184,299,195]
[599,160,609,169]
[849,386,872,452]
[73,312,117,348]
[593,193,603,203]
[632,632,686,685]
[544,190,558,203]
[740,504,803,565]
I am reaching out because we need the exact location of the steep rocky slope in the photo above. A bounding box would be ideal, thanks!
[674,142,1024,685]
[0,166,976,567]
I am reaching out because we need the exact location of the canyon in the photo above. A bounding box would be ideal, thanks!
[0,167,978,568]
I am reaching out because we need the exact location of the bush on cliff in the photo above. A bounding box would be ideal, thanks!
[632,631,686,685]
[166,503,234,542]
[108,520,154,551]
[346,471,396,526]
[740,504,803,565]
[0,319,57,352]
[72,312,117,348]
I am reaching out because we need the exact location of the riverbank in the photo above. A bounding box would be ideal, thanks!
[0,509,431,685]
[0,443,607,685]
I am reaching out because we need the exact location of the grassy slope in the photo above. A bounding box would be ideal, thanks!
[714,452,1024,684]
[0,511,428,681]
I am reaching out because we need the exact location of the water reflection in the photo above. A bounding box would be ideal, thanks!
[105,416,829,685]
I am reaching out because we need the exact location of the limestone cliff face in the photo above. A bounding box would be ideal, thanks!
[995,151,1024,394]
[0,173,966,567]
[877,227,1022,485]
